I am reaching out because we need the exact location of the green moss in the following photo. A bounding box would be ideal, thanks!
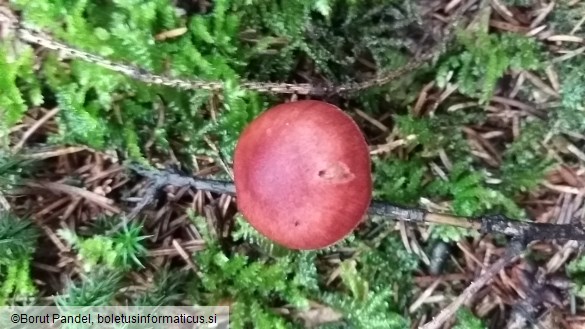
[436,30,543,104]
[0,0,578,327]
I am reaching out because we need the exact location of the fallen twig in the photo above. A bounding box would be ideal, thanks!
[130,166,585,244]
[134,166,580,327]
[127,165,234,220]
[0,4,467,97]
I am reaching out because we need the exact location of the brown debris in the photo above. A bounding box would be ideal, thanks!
[2,0,585,328]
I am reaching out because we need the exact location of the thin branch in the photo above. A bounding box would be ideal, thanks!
[129,167,585,244]
[368,201,480,229]
[0,5,466,97]
[129,167,572,327]
[130,165,236,196]
[420,239,526,329]
[126,165,234,220]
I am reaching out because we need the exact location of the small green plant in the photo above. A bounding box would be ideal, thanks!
[0,212,38,263]
[6,0,269,165]
[499,121,554,195]
[453,308,486,329]
[551,56,585,134]
[58,217,149,272]
[567,254,585,299]
[55,268,124,306]
[437,30,542,104]
[427,162,522,218]
[0,212,39,305]
[0,258,37,305]
[308,235,418,329]
[132,270,189,306]
[192,244,320,329]
[0,151,32,191]
[187,212,321,329]
[544,1,585,143]
[0,44,41,139]
[372,107,536,243]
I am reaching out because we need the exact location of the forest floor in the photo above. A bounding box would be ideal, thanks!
[1,0,585,328]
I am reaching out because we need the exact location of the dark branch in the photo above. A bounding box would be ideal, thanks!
[129,166,585,243]
[127,164,234,219]
[481,215,585,242]
[130,164,236,195]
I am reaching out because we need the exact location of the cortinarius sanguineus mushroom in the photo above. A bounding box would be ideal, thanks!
[233,100,372,250]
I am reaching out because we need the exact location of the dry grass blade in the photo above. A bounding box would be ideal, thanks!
[12,107,60,152]
[20,146,89,159]
[24,181,121,214]
[0,192,10,210]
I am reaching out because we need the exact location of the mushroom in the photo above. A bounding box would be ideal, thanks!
[233,100,372,250]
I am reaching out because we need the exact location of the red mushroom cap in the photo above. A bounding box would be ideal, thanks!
[233,100,372,250]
